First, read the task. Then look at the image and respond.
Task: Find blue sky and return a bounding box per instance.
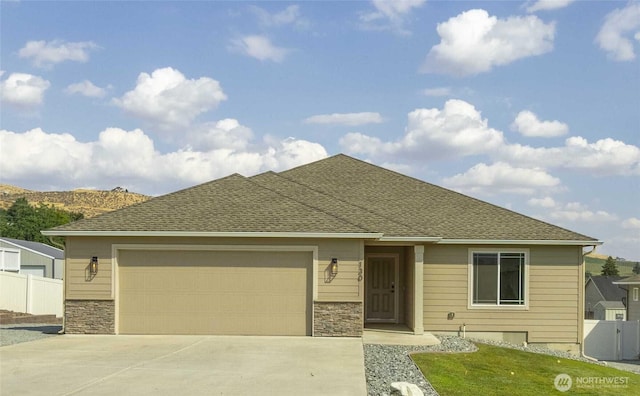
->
[1,1,639,260]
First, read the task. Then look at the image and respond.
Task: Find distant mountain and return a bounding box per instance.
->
[0,184,150,218]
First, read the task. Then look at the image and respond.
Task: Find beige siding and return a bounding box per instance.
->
[316,239,363,302]
[423,245,582,343]
[65,236,363,303]
[65,237,114,299]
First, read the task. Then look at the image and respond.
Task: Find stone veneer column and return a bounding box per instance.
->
[65,300,115,334]
[414,245,424,335]
[313,301,363,336]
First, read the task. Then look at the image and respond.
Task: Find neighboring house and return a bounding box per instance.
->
[593,301,626,320]
[0,237,64,279]
[43,154,600,351]
[613,275,640,321]
[584,275,626,319]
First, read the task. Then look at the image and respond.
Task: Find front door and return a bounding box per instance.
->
[365,254,398,322]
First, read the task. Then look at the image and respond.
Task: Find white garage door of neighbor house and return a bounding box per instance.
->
[20,266,46,277]
[118,249,312,336]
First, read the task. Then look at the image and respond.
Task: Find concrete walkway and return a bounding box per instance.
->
[363,329,441,346]
[0,335,367,396]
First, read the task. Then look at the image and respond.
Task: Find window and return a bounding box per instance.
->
[0,248,21,272]
[470,251,527,306]
[634,287,639,302]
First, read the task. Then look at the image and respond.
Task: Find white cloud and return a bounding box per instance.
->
[550,207,618,222]
[501,137,640,176]
[442,162,561,195]
[340,99,504,160]
[595,2,640,61]
[229,35,289,62]
[622,217,640,229]
[421,87,452,97]
[113,67,227,129]
[18,40,98,68]
[249,5,308,28]
[528,196,556,208]
[304,112,383,126]
[337,98,639,178]
[526,0,575,13]
[65,80,108,98]
[511,110,568,137]
[0,72,50,108]
[360,0,425,35]
[188,119,254,151]
[421,9,555,76]
[0,127,327,195]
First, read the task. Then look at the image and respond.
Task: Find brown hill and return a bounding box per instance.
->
[0,184,150,218]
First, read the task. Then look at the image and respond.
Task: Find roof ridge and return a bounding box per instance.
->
[270,170,427,236]
[245,174,374,233]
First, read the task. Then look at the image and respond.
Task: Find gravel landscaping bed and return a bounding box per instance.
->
[364,336,477,395]
[0,324,62,347]
[363,335,634,396]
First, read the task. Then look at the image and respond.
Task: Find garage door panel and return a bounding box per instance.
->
[118,250,311,335]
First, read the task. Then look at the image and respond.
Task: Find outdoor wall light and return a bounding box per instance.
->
[330,258,338,276]
[89,256,98,275]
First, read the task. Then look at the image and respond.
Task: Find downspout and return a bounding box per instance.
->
[581,245,601,363]
[47,237,66,335]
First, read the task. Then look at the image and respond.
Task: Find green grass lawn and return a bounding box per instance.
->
[411,343,640,395]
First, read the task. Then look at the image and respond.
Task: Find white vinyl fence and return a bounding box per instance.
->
[0,271,63,317]
[584,319,640,360]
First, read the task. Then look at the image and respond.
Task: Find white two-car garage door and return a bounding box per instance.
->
[118,249,312,336]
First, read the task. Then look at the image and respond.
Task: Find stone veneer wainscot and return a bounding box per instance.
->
[65,300,115,334]
[313,301,362,337]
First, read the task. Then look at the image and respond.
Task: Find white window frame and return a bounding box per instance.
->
[634,287,639,302]
[0,248,21,272]
[468,248,529,310]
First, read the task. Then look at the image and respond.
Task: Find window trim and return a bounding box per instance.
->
[467,248,529,310]
[634,287,639,302]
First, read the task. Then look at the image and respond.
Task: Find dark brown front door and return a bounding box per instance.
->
[365,254,398,322]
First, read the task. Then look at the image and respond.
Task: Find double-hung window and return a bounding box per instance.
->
[470,250,527,307]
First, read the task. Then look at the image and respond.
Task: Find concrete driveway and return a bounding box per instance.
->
[0,335,366,395]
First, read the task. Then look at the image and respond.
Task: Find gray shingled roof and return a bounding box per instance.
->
[614,274,640,284]
[46,154,597,242]
[594,301,625,310]
[0,237,64,259]
[588,275,626,301]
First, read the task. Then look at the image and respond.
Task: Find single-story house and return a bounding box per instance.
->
[0,237,64,279]
[43,154,601,351]
[613,274,640,321]
[584,275,626,319]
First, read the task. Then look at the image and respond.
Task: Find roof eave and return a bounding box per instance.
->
[437,239,603,246]
[40,230,385,239]
[377,236,442,242]
[0,238,58,259]
[613,281,640,285]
